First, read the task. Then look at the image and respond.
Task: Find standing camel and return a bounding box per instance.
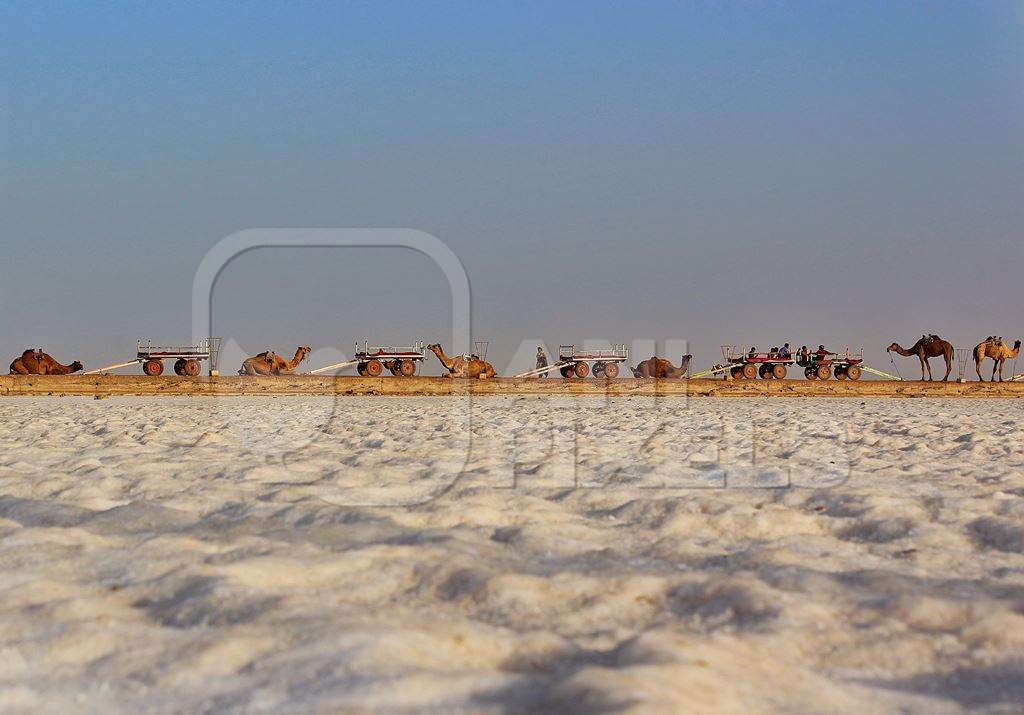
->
[426,343,496,379]
[886,335,954,381]
[973,337,1021,382]
[631,355,692,378]
[238,346,310,376]
[9,349,83,375]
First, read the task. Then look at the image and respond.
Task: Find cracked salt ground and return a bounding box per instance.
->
[0,396,1023,713]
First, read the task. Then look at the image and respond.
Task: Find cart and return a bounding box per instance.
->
[554,344,629,378]
[83,338,222,376]
[307,341,426,377]
[722,345,795,380]
[355,341,426,377]
[801,347,863,381]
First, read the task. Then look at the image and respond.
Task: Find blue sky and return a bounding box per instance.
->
[3,2,1023,374]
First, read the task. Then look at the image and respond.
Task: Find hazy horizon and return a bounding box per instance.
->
[4,3,1024,377]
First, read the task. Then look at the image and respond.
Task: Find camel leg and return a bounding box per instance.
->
[976,357,984,382]
[942,353,951,382]
[920,355,929,381]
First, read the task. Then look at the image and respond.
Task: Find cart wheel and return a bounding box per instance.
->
[592,362,606,378]
[758,365,770,379]
[834,366,847,380]
[772,364,787,379]
[574,362,590,378]
[184,359,200,377]
[816,364,831,380]
[603,362,619,379]
[357,363,368,377]
[560,365,574,378]
[804,366,817,380]
[173,358,186,376]
[846,365,862,381]
[365,359,383,377]
[742,363,758,380]
[143,359,164,376]
[731,366,745,379]
[398,360,416,377]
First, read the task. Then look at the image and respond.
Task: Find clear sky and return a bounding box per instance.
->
[3,2,1023,376]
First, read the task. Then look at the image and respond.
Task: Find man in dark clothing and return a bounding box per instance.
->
[778,343,791,359]
[536,347,549,377]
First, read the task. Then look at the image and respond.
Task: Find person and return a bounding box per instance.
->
[747,346,757,358]
[769,346,779,357]
[778,343,791,359]
[535,347,549,377]
[798,345,809,366]
[815,344,829,361]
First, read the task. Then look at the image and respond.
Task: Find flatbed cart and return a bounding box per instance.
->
[801,347,864,381]
[83,338,222,376]
[721,345,794,380]
[559,344,629,378]
[307,341,426,377]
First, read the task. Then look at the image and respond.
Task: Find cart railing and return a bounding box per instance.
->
[558,344,629,360]
[355,340,426,357]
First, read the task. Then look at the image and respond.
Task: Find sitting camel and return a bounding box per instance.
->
[973,336,1021,382]
[427,343,496,379]
[238,346,311,376]
[886,335,954,381]
[9,349,83,375]
[631,355,692,378]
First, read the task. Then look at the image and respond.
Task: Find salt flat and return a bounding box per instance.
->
[1,397,1023,714]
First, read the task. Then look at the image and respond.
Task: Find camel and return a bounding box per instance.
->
[426,343,496,379]
[973,337,1021,382]
[9,349,83,375]
[238,346,310,376]
[886,335,954,381]
[631,355,692,378]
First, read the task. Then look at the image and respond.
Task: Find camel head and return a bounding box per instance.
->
[426,343,441,353]
[886,342,900,353]
[630,365,642,377]
[299,346,312,358]
[70,361,84,373]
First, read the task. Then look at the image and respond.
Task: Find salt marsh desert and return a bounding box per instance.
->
[1,396,1023,713]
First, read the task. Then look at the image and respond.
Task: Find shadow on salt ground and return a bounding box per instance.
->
[469,646,632,715]
[860,661,1024,708]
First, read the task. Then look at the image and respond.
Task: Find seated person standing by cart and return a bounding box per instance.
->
[778,343,791,359]
[798,345,810,366]
[815,345,829,362]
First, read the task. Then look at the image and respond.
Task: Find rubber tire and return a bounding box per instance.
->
[817,365,831,380]
[357,363,368,377]
[173,358,186,376]
[365,360,383,377]
[846,365,862,381]
[773,364,787,379]
[805,366,816,380]
[560,365,574,378]
[184,360,200,377]
[398,360,416,377]
[592,362,606,378]
[143,359,163,376]
[603,362,619,379]
[574,362,589,378]
[732,366,745,379]
[742,363,758,380]
[759,365,771,379]
[834,366,847,380]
